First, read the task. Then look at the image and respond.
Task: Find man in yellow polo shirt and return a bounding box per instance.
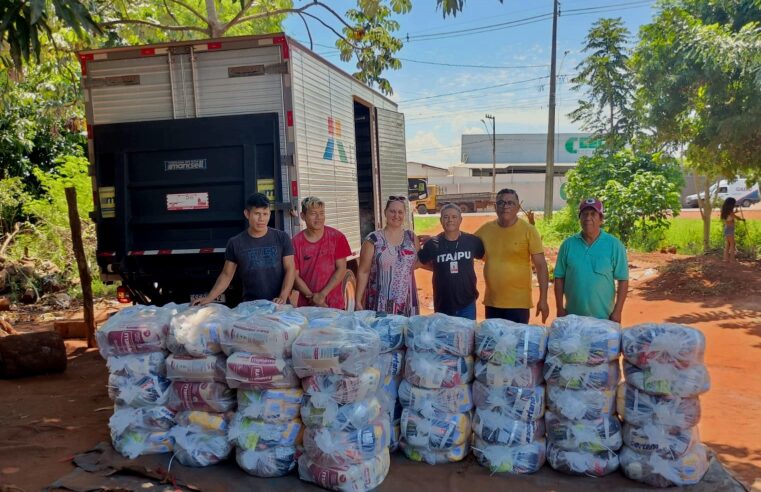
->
[475,188,550,323]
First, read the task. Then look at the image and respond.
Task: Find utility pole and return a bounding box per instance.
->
[543,0,559,219]
[484,114,496,194]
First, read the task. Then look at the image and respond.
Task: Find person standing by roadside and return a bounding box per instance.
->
[475,188,550,323]
[554,198,629,322]
[292,196,353,309]
[418,204,484,320]
[720,197,745,263]
[193,193,295,306]
[356,196,420,316]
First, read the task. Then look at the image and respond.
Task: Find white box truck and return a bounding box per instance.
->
[79,33,408,305]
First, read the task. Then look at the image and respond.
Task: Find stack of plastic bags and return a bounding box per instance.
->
[166,303,236,467]
[544,315,622,477]
[471,319,547,474]
[618,323,710,487]
[293,314,389,491]
[399,313,475,465]
[355,311,407,451]
[224,301,307,477]
[97,305,175,459]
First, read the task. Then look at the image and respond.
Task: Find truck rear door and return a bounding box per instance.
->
[375,108,409,212]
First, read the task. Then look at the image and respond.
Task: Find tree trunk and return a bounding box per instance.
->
[205,0,222,37]
[700,177,712,253]
[65,188,96,348]
[0,331,67,378]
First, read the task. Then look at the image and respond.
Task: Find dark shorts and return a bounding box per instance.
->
[485,306,530,324]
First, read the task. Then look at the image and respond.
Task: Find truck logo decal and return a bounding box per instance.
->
[164,159,207,171]
[323,117,348,163]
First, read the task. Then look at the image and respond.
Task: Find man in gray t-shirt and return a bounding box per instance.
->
[193,193,296,305]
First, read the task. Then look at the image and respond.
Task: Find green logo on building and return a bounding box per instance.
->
[565,137,602,154]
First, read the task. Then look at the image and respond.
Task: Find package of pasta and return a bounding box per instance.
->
[302,420,391,467]
[544,410,623,453]
[225,353,299,390]
[622,422,700,459]
[97,305,172,357]
[546,442,620,477]
[472,408,545,446]
[167,303,231,356]
[367,314,407,352]
[301,393,384,431]
[174,410,232,433]
[232,299,287,317]
[298,449,390,492]
[471,380,545,422]
[378,350,405,378]
[474,359,543,388]
[619,443,709,487]
[547,385,617,421]
[237,388,303,423]
[475,319,547,365]
[623,361,710,397]
[168,424,232,467]
[108,374,171,407]
[167,381,236,412]
[107,352,166,379]
[292,316,381,377]
[399,408,471,450]
[622,323,706,368]
[472,437,546,474]
[236,445,298,477]
[400,440,469,465]
[616,383,701,429]
[109,405,175,437]
[397,380,473,415]
[228,414,303,449]
[221,310,307,358]
[547,315,621,364]
[301,368,381,405]
[543,357,620,390]
[166,354,226,382]
[111,428,172,459]
[404,352,474,389]
[406,314,475,356]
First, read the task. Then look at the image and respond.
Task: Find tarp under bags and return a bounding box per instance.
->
[472,408,545,446]
[301,368,382,406]
[474,359,543,388]
[236,388,303,423]
[404,352,474,389]
[166,354,226,383]
[620,443,710,487]
[471,380,545,422]
[546,441,620,477]
[167,304,232,356]
[472,437,546,474]
[108,374,171,407]
[97,305,172,357]
[406,314,475,357]
[221,310,307,358]
[397,380,473,415]
[302,420,391,467]
[225,353,300,390]
[544,410,623,454]
[400,440,470,465]
[292,316,381,378]
[298,448,390,492]
[547,385,617,421]
[622,323,706,368]
[107,352,166,379]
[547,315,621,365]
[543,357,620,391]
[616,383,701,429]
[623,361,710,398]
[167,381,236,413]
[475,319,548,366]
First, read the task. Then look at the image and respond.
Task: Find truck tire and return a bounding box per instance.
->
[342,270,357,312]
[742,199,752,208]
[417,204,428,215]
[458,203,470,213]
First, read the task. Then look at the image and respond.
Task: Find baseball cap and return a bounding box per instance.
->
[579,198,604,216]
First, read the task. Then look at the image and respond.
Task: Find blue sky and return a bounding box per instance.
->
[284,0,658,167]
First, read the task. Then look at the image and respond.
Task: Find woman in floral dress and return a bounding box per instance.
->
[355,196,420,316]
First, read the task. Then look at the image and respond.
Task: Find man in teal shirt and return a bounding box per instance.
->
[554,198,629,322]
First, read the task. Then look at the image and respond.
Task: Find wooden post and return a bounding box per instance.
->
[65,187,96,348]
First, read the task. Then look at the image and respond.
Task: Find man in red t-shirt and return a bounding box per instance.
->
[292,196,353,309]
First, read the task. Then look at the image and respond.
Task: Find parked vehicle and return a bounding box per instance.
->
[80,33,408,305]
[685,179,760,208]
[411,184,494,214]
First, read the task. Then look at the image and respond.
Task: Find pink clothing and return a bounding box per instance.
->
[293,226,352,309]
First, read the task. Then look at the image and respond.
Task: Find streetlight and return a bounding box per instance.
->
[482,114,496,194]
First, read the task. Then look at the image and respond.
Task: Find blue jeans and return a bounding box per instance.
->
[451,302,477,320]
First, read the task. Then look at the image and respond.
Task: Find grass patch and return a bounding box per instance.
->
[413,216,441,235]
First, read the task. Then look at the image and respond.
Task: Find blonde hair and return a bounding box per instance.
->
[301,196,325,214]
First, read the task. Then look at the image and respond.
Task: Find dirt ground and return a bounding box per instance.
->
[1,216,760,490]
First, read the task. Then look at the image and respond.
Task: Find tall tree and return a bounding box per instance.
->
[634,0,761,252]
[568,17,635,146]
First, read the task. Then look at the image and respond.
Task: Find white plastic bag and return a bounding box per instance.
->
[545,410,622,454]
[237,388,303,423]
[302,420,391,467]
[397,380,473,415]
[167,381,236,412]
[406,314,475,356]
[366,314,407,352]
[97,305,171,357]
[616,383,701,429]
[546,441,619,476]
[622,323,705,368]
[107,352,166,379]
[475,319,547,365]
[547,385,616,421]
[221,310,306,358]
[236,445,297,477]
[474,360,543,388]
[472,408,544,446]
[111,428,172,459]
[404,352,474,389]
[167,303,231,356]
[622,422,700,459]
[400,440,469,464]
[547,315,621,364]
[472,437,545,474]
[228,414,303,449]
[298,449,390,492]
[300,394,384,431]
[378,350,405,378]
[619,443,709,487]
[169,424,231,467]
[109,405,175,435]
[399,408,470,450]
[623,361,710,397]
[471,380,545,422]
[543,357,620,390]
[301,368,381,405]
[225,353,299,390]
[166,354,226,382]
[108,374,170,407]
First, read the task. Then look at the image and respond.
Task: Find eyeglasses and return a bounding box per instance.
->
[496,200,518,208]
[388,195,407,201]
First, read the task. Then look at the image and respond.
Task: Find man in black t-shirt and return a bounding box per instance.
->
[418,203,485,319]
[192,193,296,305]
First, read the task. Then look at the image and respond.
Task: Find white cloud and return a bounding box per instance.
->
[406,131,461,167]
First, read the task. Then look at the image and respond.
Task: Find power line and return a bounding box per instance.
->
[398,58,549,69]
[399,75,550,103]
